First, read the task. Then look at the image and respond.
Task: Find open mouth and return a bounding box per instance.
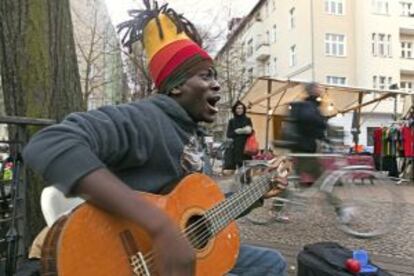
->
[206,95,221,113]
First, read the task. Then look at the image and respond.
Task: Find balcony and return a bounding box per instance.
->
[399,20,414,35]
[400,58,414,74]
[255,42,270,61]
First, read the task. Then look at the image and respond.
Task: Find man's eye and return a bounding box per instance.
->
[200,73,211,80]
[199,68,217,80]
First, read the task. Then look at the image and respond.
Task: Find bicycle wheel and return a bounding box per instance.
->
[328,169,401,238]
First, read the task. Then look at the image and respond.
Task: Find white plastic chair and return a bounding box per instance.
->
[40,186,84,227]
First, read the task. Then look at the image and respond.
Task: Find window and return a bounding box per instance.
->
[372,0,389,14]
[400,1,413,16]
[372,33,392,57]
[247,39,253,57]
[400,81,414,92]
[266,30,270,44]
[289,8,295,29]
[378,34,386,56]
[401,41,413,58]
[387,35,392,57]
[373,75,392,90]
[325,0,345,15]
[289,45,296,67]
[371,33,376,55]
[273,57,278,75]
[326,76,347,85]
[373,75,393,91]
[325,33,346,56]
[248,68,254,84]
[272,0,276,10]
[379,76,387,90]
[273,25,277,42]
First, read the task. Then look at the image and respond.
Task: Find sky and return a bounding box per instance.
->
[104,0,259,52]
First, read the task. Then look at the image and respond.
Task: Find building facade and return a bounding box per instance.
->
[216,0,414,147]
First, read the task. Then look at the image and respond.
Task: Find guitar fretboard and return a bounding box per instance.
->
[205,174,273,235]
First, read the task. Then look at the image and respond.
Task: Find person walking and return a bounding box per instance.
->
[289,83,327,182]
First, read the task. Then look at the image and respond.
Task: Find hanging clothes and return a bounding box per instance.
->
[373,123,413,158]
[373,128,382,157]
[402,127,414,157]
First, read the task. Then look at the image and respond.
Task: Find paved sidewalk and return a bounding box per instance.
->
[215,175,414,276]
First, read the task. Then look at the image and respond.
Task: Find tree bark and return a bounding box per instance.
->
[0,0,83,250]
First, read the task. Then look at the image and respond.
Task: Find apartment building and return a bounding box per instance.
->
[216,0,414,146]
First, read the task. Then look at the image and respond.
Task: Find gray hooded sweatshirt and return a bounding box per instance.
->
[23,94,207,195]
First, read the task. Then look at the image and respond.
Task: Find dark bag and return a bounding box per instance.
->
[14,259,41,276]
[297,242,392,276]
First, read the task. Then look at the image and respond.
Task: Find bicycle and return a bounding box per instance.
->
[236,154,403,239]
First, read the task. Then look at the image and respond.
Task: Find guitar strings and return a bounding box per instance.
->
[134,174,273,274]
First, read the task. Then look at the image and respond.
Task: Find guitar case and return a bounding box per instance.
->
[297,242,392,276]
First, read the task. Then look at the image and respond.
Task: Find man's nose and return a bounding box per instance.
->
[211,79,221,92]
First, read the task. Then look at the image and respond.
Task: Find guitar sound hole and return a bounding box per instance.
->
[185,215,212,250]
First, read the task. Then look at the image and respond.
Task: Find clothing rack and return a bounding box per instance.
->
[373,121,413,180]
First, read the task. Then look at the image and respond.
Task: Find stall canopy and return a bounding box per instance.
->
[241,77,412,149]
[242,77,412,117]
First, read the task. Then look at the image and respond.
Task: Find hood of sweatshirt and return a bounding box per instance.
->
[148,94,199,133]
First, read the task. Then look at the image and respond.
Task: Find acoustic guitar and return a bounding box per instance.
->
[41,162,288,276]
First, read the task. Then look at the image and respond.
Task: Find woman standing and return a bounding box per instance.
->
[224,101,253,171]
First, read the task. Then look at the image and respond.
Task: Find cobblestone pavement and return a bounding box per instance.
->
[215,175,414,275]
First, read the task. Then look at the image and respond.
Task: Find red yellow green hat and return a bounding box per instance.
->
[118,1,213,93]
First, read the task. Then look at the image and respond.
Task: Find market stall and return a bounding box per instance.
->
[241,77,412,151]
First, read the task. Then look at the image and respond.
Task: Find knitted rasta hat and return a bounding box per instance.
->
[118,0,213,93]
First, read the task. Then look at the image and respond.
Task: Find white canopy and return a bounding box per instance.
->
[240,77,412,149]
[241,77,411,117]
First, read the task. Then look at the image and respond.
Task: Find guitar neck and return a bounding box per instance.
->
[205,174,272,235]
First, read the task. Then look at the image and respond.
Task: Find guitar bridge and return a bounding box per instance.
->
[130,252,150,276]
[119,230,151,275]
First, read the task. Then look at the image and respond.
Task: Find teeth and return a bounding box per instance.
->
[207,103,218,112]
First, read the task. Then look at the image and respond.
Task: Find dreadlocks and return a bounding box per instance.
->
[117,0,202,52]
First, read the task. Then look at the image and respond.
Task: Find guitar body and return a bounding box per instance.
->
[41,173,240,276]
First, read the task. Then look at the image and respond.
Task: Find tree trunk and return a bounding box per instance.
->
[0,0,83,250]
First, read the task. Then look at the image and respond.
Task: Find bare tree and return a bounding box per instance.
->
[71,0,128,109]
[124,43,154,100]
[197,22,224,53]
[216,42,249,109]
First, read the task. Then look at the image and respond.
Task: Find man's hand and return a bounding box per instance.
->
[153,222,196,276]
[263,156,292,198]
